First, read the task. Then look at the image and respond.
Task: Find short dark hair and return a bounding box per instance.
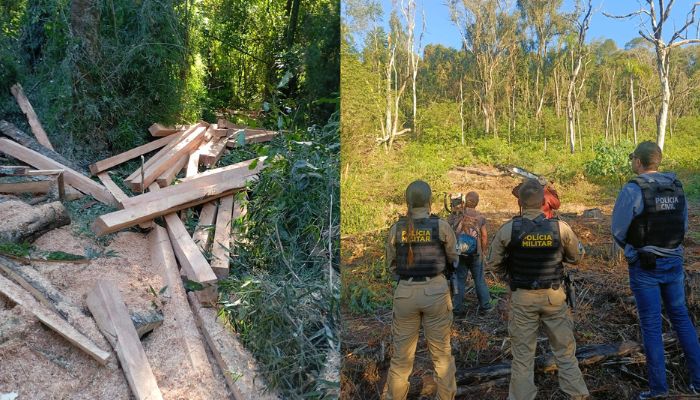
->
[632,141,662,170]
[518,179,544,209]
[465,191,479,208]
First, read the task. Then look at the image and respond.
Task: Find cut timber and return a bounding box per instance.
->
[0,254,111,348]
[164,213,217,284]
[199,137,228,168]
[0,138,117,206]
[130,310,164,338]
[0,273,111,365]
[179,157,266,183]
[124,128,192,184]
[211,195,233,279]
[0,179,52,194]
[0,200,70,243]
[148,123,180,137]
[226,129,278,148]
[186,150,200,177]
[95,157,265,235]
[0,120,85,174]
[188,292,277,400]
[148,226,217,385]
[155,153,188,187]
[97,172,129,207]
[192,202,218,252]
[89,134,175,175]
[129,123,207,191]
[10,84,54,150]
[86,280,164,400]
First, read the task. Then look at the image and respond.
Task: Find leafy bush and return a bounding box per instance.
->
[584,141,635,185]
[219,113,339,399]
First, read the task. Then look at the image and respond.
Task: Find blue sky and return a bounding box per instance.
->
[374,0,700,51]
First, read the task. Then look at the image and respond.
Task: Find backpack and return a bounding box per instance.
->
[454,212,480,257]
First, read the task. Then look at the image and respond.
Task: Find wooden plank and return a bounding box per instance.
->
[192,202,218,252]
[0,138,118,206]
[188,293,275,400]
[10,83,54,150]
[148,226,218,393]
[97,172,129,207]
[186,150,200,177]
[210,195,233,279]
[0,273,111,365]
[129,124,207,191]
[0,180,52,193]
[107,156,263,214]
[0,120,86,174]
[155,154,188,187]
[199,137,228,168]
[124,127,194,183]
[89,134,175,175]
[148,123,180,137]
[86,280,163,400]
[226,130,278,148]
[178,157,266,184]
[164,213,217,284]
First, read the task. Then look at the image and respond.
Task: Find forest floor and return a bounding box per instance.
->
[0,205,237,399]
[341,165,700,400]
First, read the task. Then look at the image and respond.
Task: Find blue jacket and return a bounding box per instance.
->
[611,172,687,263]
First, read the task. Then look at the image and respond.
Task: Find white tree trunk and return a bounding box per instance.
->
[630,76,638,144]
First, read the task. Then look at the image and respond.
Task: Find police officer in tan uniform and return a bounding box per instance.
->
[487,178,588,400]
[384,180,458,400]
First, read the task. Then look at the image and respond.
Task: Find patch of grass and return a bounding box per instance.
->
[43,251,86,261]
[0,242,31,258]
[63,196,119,245]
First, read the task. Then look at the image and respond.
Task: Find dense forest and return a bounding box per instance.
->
[341,0,700,234]
[1,1,339,398]
[1,0,339,155]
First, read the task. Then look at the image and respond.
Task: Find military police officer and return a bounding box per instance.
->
[487,178,589,400]
[612,141,700,399]
[384,180,457,400]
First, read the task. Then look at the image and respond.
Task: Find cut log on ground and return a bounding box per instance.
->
[192,202,218,252]
[188,292,277,400]
[94,157,265,235]
[0,177,53,194]
[199,137,228,168]
[148,225,219,394]
[0,121,85,174]
[211,194,233,279]
[124,128,191,185]
[0,138,117,206]
[148,123,180,137]
[10,84,54,150]
[89,134,175,175]
[456,340,642,385]
[0,273,112,365]
[454,166,508,177]
[155,154,188,187]
[0,199,70,243]
[86,280,164,400]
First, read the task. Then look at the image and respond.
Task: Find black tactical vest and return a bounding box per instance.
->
[627,176,686,249]
[507,215,564,286]
[394,215,447,277]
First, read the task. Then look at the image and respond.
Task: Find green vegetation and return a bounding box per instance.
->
[0,241,31,258]
[218,114,339,399]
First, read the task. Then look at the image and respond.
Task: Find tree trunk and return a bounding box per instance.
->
[460,79,465,145]
[0,199,70,244]
[657,65,671,149]
[631,76,638,144]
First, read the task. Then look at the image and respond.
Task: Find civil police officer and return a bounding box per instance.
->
[384,180,457,400]
[487,178,588,400]
[612,141,700,399]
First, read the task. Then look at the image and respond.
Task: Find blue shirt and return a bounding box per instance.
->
[611,172,687,263]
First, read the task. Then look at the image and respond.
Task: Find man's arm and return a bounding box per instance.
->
[611,183,644,248]
[386,224,397,275]
[559,221,584,264]
[486,223,510,275]
[480,224,488,255]
[439,219,458,265]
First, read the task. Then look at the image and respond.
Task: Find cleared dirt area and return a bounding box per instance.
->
[341,167,700,400]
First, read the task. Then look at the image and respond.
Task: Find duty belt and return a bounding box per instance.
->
[399,275,438,282]
[510,280,562,291]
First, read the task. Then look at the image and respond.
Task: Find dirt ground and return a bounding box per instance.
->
[341,167,700,399]
[0,222,232,399]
